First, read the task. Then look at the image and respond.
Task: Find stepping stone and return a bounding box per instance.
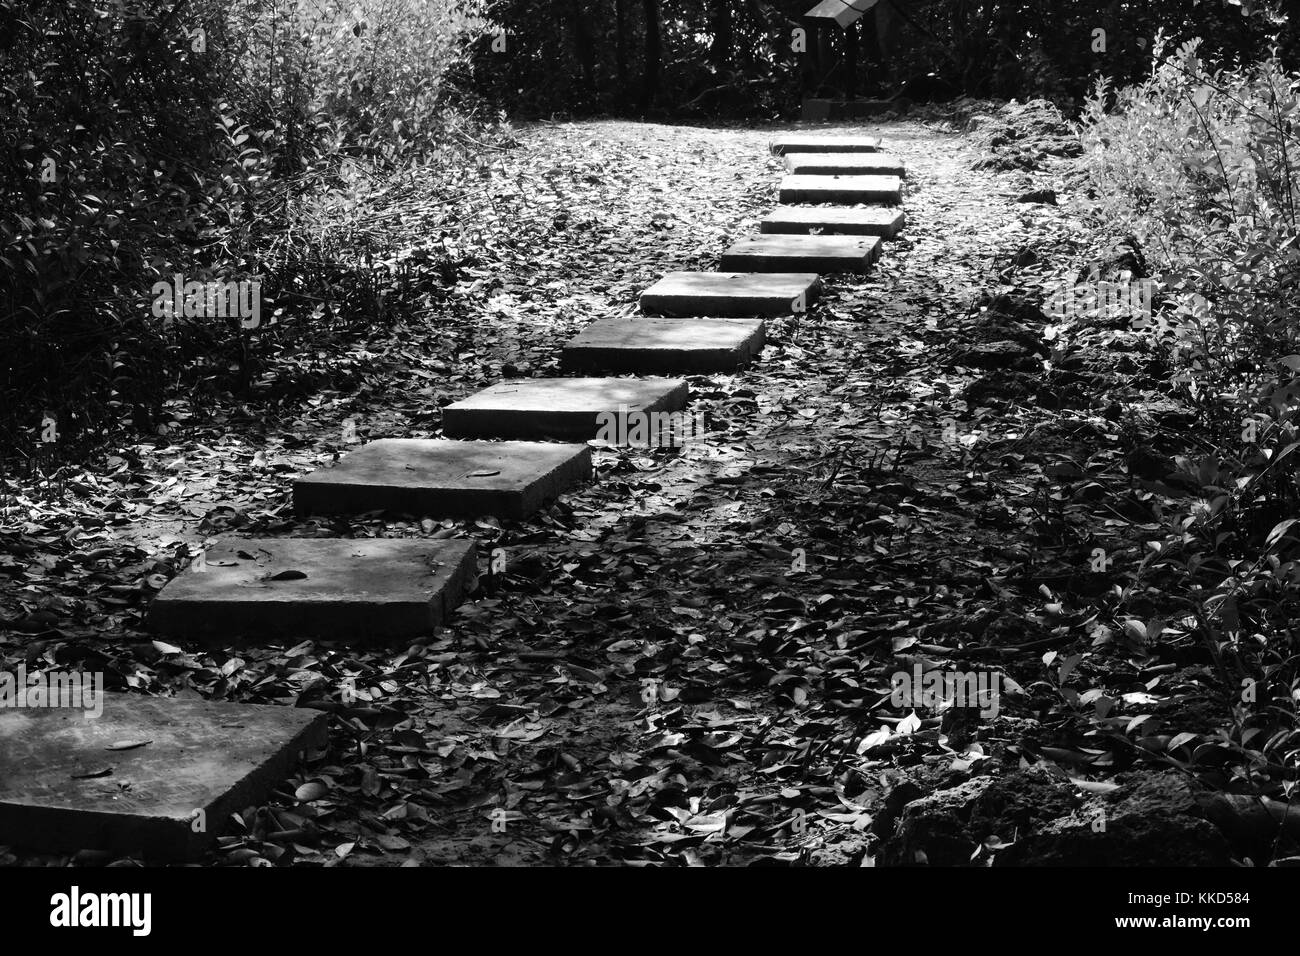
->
[761,205,906,238]
[149,537,477,641]
[0,693,326,858]
[562,318,765,374]
[780,174,902,205]
[720,235,880,274]
[783,152,906,177]
[770,134,880,155]
[442,377,689,441]
[641,271,821,317]
[294,439,590,520]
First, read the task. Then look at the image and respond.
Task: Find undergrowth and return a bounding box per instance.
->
[1079,36,1300,806]
[0,0,500,474]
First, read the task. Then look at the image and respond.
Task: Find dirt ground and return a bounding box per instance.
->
[1,110,1256,866]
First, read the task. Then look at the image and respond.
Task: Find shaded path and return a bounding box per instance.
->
[6,113,1173,866]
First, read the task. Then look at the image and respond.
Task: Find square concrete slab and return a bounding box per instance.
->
[442,377,689,441]
[0,694,326,858]
[294,439,590,520]
[720,235,881,274]
[770,134,880,155]
[562,318,766,374]
[783,152,906,177]
[148,537,477,641]
[780,174,902,204]
[760,205,906,238]
[641,271,821,317]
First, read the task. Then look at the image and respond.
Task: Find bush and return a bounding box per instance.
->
[459,0,1297,118]
[1081,37,1300,441]
[0,0,487,472]
[1079,37,1300,799]
[460,0,800,117]
[892,0,1288,110]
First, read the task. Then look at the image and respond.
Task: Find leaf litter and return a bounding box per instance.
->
[0,112,1253,867]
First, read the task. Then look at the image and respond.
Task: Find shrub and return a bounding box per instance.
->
[0,0,487,472]
[1081,37,1300,442]
[0,0,259,465]
[1079,37,1300,800]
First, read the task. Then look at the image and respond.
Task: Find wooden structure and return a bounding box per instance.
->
[800,0,887,106]
[805,0,879,30]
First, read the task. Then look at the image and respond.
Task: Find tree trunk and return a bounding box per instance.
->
[615,0,628,96]
[876,0,895,78]
[815,25,831,97]
[642,0,661,109]
[862,3,884,86]
[800,19,816,99]
[710,0,733,68]
[569,2,596,93]
[845,19,858,99]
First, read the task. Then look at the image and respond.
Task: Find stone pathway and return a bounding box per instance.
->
[769,133,882,154]
[148,538,477,641]
[294,439,591,519]
[640,271,822,316]
[0,126,909,857]
[720,234,880,273]
[561,318,765,373]
[441,377,689,441]
[783,152,907,177]
[0,695,326,858]
[779,173,903,204]
[760,204,905,237]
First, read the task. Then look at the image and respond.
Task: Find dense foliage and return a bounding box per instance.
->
[462,0,1300,117]
[1080,36,1300,801]
[4,0,1300,469]
[1,0,488,469]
